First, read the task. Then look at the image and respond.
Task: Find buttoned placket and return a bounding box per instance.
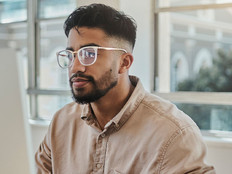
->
[92,133,108,174]
[91,121,121,174]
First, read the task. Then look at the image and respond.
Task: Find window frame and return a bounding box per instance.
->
[153,1,232,136]
[27,0,71,121]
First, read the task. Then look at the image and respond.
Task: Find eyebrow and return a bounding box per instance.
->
[66,47,74,51]
[66,43,101,51]
[80,43,100,48]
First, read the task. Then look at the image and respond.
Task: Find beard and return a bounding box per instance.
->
[69,68,118,104]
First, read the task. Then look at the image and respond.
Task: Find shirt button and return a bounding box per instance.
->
[97,163,102,169]
[101,133,105,137]
[96,151,100,155]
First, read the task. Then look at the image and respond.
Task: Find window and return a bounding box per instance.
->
[0,0,76,121]
[154,0,232,135]
[38,0,76,19]
[0,1,28,90]
[28,0,76,120]
[0,0,27,23]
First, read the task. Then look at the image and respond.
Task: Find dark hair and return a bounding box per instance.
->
[64,3,137,48]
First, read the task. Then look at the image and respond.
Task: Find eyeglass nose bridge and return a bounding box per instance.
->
[70,51,84,67]
[68,52,88,72]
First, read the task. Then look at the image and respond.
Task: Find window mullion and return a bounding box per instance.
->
[155,92,232,105]
[157,12,171,92]
[27,0,38,119]
[155,3,232,13]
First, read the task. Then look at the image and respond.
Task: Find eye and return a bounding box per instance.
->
[86,51,95,58]
[67,51,73,60]
[84,48,96,58]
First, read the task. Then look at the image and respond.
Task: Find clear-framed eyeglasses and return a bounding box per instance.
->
[56,46,127,68]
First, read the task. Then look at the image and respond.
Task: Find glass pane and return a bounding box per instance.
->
[0,0,27,23]
[38,0,76,19]
[176,103,232,132]
[157,0,232,8]
[38,95,72,120]
[39,19,70,90]
[163,8,232,92]
[0,23,28,88]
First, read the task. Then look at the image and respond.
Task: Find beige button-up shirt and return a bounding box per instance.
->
[35,76,215,174]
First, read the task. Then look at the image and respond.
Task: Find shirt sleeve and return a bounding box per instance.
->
[159,125,216,174]
[35,128,52,174]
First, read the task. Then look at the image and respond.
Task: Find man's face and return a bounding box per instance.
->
[67,27,121,104]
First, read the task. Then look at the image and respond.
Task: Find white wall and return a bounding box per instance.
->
[29,1,232,173]
[120,0,154,91]
[205,138,232,174]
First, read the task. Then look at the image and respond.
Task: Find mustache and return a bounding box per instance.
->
[69,72,94,82]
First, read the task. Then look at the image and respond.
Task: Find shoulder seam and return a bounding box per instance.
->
[140,98,182,129]
[157,125,197,172]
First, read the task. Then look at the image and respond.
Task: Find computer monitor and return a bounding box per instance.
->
[0,48,35,174]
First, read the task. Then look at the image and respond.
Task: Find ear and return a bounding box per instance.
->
[119,53,134,74]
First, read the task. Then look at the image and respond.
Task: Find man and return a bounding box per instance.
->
[35,3,215,174]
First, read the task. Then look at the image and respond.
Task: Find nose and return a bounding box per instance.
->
[69,56,86,73]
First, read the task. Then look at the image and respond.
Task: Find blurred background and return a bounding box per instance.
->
[1,0,232,173]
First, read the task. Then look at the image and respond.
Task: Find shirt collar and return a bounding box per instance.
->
[80,75,146,131]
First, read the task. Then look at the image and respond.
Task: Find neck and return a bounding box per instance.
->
[90,76,134,130]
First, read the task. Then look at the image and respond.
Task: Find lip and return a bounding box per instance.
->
[71,77,90,88]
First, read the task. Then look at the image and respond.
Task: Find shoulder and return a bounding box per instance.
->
[138,92,197,131]
[135,93,212,172]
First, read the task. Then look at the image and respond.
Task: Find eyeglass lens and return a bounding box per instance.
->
[58,48,97,68]
[79,48,96,65]
[58,51,72,68]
